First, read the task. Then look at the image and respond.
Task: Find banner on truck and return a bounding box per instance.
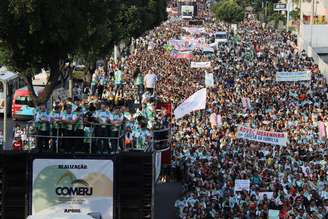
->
[236,126,288,146]
[32,159,114,219]
[276,71,311,81]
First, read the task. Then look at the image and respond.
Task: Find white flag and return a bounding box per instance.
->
[174,88,207,119]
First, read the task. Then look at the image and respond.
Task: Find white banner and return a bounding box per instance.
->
[182,27,206,34]
[174,88,207,119]
[32,159,114,219]
[236,126,288,146]
[205,72,214,87]
[191,61,211,68]
[241,97,251,109]
[234,179,250,192]
[259,192,274,200]
[268,210,280,219]
[276,71,311,81]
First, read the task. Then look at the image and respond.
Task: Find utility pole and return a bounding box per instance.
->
[264,0,268,23]
[286,0,291,32]
[310,0,315,47]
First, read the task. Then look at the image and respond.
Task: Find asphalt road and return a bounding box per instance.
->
[0,116,27,150]
[155,182,182,219]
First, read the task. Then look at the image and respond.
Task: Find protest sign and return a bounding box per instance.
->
[182,27,206,34]
[259,192,274,200]
[169,39,193,51]
[202,47,215,53]
[318,121,327,139]
[234,179,250,192]
[171,50,193,59]
[268,210,280,219]
[217,114,222,127]
[191,62,211,68]
[205,72,214,87]
[236,126,288,146]
[241,97,251,109]
[276,71,311,81]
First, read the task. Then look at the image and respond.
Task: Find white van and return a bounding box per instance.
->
[214,31,228,43]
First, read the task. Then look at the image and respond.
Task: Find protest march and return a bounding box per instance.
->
[160,12,326,219]
[20,2,328,219]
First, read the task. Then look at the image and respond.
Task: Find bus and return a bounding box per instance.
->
[214,31,228,43]
[12,86,45,120]
[0,67,24,115]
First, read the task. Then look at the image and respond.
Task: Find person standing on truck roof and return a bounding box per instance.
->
[34,103,50,152]
[50,105,63,152]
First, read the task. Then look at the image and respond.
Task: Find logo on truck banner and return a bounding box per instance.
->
[55,178,93,196]
[32,159,114,219]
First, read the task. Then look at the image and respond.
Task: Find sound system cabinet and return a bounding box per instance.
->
[0,153,28,219]
[0,151,154,219]
[116,152,153,219]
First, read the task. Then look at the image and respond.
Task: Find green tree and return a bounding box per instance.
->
[290,8,300,21]
[0,0,167,105]
[0,0,114,105]
[114,0,167,41]
[213,0,245,24]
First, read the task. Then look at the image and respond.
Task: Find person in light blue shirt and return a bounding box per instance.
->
[34,104,50,152]
[94,102,111,154]
[114,66,124,99]
[61,104,75,153]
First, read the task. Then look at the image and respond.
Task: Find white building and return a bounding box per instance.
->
[298,0,328,50]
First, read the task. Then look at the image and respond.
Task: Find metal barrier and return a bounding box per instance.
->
[21,121,172,154]
[24,121,139,154]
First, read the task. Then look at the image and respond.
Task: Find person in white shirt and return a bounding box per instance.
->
[144,70,158,95]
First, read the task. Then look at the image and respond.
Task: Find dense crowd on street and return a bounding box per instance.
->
[119,14,327,219]
[20,7,328,218]
[169,18,328,218]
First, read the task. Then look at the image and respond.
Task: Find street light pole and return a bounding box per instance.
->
[3,82,7,149]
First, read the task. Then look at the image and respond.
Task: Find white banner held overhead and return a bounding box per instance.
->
[191,61,211,68]
[174,88,207,119]
[276,71,311,81]
[234,179,250,192]
[236,126,288,146]
[259,192,274,200]
[182,27,206,34]
[205,72,214,87]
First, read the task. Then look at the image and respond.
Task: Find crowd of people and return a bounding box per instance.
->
[29,84,169,153]
[169,18,328,219]
[114,11,328,219]
[16,5,328,218]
